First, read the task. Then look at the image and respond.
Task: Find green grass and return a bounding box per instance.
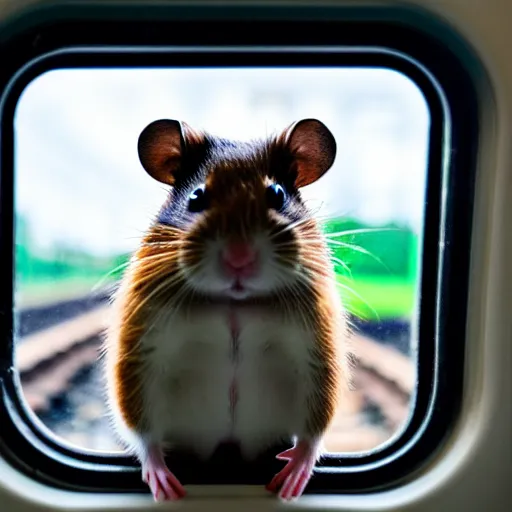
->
[17,272,416,320]
[336,275,416,320]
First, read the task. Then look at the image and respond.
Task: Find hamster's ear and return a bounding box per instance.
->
[137,119,203,185]
[283,119,336,188]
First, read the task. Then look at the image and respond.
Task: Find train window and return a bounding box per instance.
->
[0,4,478,498]
[14,66,427,455]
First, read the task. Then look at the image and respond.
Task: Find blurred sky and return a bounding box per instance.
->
[14,67,430,257]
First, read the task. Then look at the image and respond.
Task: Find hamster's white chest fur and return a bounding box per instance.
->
[139,303,315,459]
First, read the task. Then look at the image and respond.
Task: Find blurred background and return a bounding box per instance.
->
[13,67,429,454]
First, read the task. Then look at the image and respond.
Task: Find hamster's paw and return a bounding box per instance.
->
[142,445,186,501]
[266,439,318,500]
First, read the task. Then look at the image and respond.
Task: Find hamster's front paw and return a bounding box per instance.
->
[266,439,318,500]
[142,444,186,501]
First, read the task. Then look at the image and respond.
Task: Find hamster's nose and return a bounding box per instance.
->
[222,242,258,278]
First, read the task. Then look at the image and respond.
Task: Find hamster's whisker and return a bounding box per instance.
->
[135,256,180,271]
[269,262,318,325]
[334,281,379,321]
[300,253,333,271]
[124,279,186,328]
[140,241,184,251]
[300,198,325,214]
[272,269,297,319]
[129,262,178,286]
[272,240,312,248]
[293,231,326,240]
[153,224,186,234]
[135,251,180,264]
[329,256,353,278]
[325,239,390,271]
[268,267,298,321]
[145,282,194,338]
[281,264,322,295]
[278,250,330,276]
[275,288,293,322]
[92,260,133,292]
[324,227,401,238]
[141,232,187,246]
[179,250,207,269]
[140,241,183,248]
[286,287,316,328]
[125,269,189,320]
[175,281,201,319]
[268,217,315,240]
[133,262,176,278]
[279,235,325,246]
[131,271,179,292]
[296,249,329,262]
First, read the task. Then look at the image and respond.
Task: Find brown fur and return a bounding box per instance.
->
[109,118,348,443]
[110,226,184,430]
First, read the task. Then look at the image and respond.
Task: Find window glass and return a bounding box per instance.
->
[14,67,428,453]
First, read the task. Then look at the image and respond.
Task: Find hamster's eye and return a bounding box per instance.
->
[188,184,209,213]
[266,183,287,211]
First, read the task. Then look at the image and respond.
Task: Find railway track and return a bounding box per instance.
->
[15,293,416,453]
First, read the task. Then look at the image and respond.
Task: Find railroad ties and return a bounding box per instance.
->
[15,296,416,453]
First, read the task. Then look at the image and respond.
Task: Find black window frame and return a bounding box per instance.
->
[0,2,482,496]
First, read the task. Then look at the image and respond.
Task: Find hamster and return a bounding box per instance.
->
[104,118,349,501]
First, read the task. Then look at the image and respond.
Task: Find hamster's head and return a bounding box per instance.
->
[137,118,336,300]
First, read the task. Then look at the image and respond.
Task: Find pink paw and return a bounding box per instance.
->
[266,440,318,500]
[142,446,186,501]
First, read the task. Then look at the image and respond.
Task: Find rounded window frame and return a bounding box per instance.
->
[0,3,481,495]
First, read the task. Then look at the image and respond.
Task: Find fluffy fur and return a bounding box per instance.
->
[103,118,349,500]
